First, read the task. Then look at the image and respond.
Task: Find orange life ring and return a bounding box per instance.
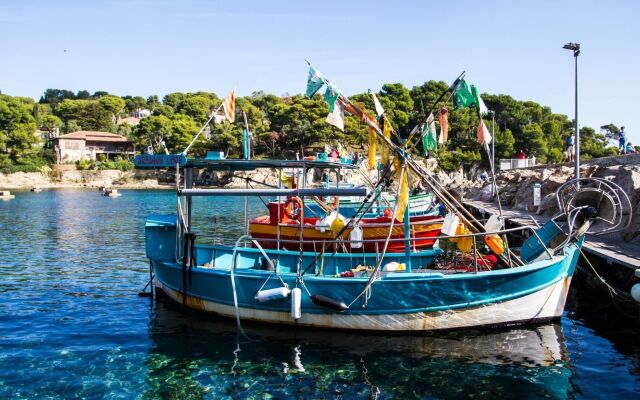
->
[284,196,303,220]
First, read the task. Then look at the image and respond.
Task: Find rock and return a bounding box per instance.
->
[476,185,494,201]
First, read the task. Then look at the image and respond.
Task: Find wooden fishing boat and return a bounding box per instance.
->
[138,155,631,332]
[249,201,442,252]
[147,211,580,331]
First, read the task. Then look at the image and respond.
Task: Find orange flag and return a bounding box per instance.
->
[439,106,449,142]
[222,89,236,122]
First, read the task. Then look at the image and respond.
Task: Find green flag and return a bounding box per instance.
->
[323,85,340,112]
[421,113,437,154]
[470,84,488,116]
[305,67,324,98]
[453,79,474,109]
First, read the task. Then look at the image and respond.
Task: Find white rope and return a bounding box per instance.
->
[182,102,224,155]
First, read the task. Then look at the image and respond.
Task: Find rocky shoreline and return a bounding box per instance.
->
[465,154,640,245]
[0,170,174,190]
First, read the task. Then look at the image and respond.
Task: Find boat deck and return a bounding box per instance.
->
[467,200,640,270]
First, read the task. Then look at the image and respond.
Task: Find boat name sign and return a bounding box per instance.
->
[134,154,187,168]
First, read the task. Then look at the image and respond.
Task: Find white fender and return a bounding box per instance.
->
[291,287,302,320]
[255,286,290,303]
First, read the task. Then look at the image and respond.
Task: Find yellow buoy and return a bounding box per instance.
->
[485,235,506,255]
[330,215,346,234]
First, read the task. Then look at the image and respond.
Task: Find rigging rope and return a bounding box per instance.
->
[347,164,405,308]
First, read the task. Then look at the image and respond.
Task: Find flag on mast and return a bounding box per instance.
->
[421,113,437,154]
[323,85,340,112]
[470,85,488,116]
[439,106,449,142]
[370,90,385,117]
[367,127,377,170]
[222,89,236,122]
[476,119,492,144]
[453,79,475,109]
[326,101,345,131]
[393,159,409,222]
[305,67,324,97]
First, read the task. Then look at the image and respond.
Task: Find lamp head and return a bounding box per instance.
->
[563,42,580,56]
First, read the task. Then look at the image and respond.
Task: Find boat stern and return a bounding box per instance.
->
[145,215,177,261]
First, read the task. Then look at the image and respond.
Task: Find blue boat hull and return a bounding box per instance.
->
[145,214,580,331]
[150,244,580,331]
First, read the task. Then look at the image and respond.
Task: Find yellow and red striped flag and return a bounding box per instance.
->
[222,89,236,122]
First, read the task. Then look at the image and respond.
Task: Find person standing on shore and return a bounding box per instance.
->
[566,133,575,161]
[619,126,627,154]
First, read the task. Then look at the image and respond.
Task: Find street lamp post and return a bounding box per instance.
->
[563,42,580,185]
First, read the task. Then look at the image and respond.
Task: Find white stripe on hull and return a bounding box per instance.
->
[155,277,571,331]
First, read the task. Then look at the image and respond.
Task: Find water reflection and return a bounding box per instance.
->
[146,296,575,399]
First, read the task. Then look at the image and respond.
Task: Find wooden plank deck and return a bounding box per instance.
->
[467,200,640,270]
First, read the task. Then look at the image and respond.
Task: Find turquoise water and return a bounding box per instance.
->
[0,189,638,399]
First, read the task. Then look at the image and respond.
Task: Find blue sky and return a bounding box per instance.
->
[1,0,639,143]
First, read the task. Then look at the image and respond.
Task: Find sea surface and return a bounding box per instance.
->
[0,189,638,399]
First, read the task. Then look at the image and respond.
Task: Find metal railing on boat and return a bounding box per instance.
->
[202,223,555,262]
[178,188,367,197]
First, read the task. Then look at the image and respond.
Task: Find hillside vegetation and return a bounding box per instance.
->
[0,82,619,173]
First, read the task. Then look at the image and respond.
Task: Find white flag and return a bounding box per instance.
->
[477,96,488,116]
[326,102,344,131]
[370,91,385,117]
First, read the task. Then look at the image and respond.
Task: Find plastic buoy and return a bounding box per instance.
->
[315,211,337,233]
[349,225,363,249]
[484,214,503,233]
[311,294,349,311]
[631,283,640,303]
[330,214,347,234]
[383,262,406,272]
[291,287,302,319]
[485,235,506,255]
[255,286,291,302]
[441,212,460,236]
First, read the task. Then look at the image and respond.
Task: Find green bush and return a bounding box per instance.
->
[95,159,134,171]
[76,158,94,170]
[0,152,54,174]
[547,148,564,164]
[0,164,43,174]
[437,147,481,172]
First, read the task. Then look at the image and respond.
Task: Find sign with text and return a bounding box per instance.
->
[134,154,187,168]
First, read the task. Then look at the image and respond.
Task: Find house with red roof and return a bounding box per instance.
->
[52,131,135,164]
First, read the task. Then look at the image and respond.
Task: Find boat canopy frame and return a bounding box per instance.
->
[185,158,359,171]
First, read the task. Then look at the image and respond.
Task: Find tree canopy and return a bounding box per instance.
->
[0,81,622,173]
